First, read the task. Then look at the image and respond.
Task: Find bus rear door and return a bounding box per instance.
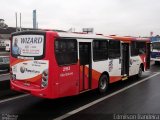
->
[79,42,92,92]
[146,43,151,69]
[121,43,129,79]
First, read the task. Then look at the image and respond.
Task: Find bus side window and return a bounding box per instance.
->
[108,40,120,59]
[55,39,78,66]
[131,41,146,56]
[55,41,59,52]
[137,42,146,54]
[93,39,108,61]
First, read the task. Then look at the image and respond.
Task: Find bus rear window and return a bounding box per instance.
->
[11,34,45,59]
[55,38,77,66]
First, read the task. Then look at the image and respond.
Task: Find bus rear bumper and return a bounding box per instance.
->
[10,81,55,99]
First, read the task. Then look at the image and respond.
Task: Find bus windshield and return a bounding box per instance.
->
[11,34,45,59]
[152,42,160,50]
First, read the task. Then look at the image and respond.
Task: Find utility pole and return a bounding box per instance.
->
[15,12,18,31]
[20,13,22,31]
[33,10,37,29]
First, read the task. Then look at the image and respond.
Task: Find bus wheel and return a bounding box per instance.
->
[155,61,159,65]
[98,74,108,94]
[137,66,143,78]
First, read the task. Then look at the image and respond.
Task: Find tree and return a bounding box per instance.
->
[0,19,8,28]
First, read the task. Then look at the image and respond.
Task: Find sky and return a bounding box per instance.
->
[1,0,160,36]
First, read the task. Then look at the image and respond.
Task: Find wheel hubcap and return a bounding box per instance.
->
[100,78,107,90]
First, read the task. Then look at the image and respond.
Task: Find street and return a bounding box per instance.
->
[0,62,160,120]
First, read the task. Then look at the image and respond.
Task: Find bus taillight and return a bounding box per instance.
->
[41,70,48,88]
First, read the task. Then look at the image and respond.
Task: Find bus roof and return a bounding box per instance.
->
[11,30,150,42]
[57,31,112,40]
[12,30,113,40]
[108,36,150,43]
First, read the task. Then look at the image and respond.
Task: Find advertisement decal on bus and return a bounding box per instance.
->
[11,60,48,81]
[12,35,44,57]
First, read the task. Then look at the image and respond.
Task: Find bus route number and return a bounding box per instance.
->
[63,66,70,72]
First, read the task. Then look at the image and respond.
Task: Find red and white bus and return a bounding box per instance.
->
[10,31,150,99]
[109,36,150,79]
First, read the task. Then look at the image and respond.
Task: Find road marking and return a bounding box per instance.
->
[54,72,160,120]
[0,73,10,77]
[0,94,29,104]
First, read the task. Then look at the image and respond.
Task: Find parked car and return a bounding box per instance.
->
[0,56,10,72]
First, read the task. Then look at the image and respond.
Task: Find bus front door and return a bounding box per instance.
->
[79,42,92,92]
[121,43,129,78]
[146,43,151,69]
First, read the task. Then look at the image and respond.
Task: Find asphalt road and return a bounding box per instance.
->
[66,73,160,120]
[0,62,159,120]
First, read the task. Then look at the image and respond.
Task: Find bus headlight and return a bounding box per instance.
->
[41,70,48,88]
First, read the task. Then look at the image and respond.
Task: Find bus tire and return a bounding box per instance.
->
[137,65,143,78]
[98,74,109,94]
[155,61,159,65]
